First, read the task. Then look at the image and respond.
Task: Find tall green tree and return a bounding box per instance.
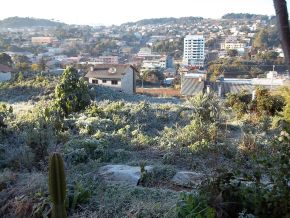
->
[0,53,13,67]
[55,66,91,117]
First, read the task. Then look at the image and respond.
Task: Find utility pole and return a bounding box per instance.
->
[273,0,290,75]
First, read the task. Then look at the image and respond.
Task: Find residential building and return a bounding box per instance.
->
[159,55,173,69]
[220,36,246,50]
[183,35,205,67]
[31,37,58,45]
[84,64,137,94]
[137,47,161,60]
[98,56,119,64]
[220,42,246,50]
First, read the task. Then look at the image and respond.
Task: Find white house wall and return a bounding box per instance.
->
[0,72,11,82]
[89,78,121,87]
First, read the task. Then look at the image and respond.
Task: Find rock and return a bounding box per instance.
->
[98,164,153,186]
[171,171,204,188]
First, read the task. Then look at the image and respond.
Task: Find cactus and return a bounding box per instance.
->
[48,153,67,218]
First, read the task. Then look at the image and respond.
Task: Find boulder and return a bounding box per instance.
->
[98,164,153,186]
[171,171,204,188]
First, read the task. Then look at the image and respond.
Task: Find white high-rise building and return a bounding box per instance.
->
[183,35,205,67]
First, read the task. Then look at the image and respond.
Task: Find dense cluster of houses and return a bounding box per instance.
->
[0,16,288,96]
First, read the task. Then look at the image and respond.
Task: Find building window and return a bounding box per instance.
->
[92,79,98,84]
[111,80,118,85]
[102,80,107,83]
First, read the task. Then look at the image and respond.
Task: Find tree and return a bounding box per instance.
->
[249,67,263,78]
[31,63,40,72]
[175,63,180,75]
[55,66,91,117]
[273,0,290,74]
[227,49,238,57]
[38,57,48,72]
[0,53,13,67]
[14,55,31,72]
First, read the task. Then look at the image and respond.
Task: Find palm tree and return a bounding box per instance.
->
[273,0,290,74]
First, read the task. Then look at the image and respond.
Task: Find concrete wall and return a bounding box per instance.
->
[0,72,11,82]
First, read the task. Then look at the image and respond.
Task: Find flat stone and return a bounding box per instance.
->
[99,164,153,186]
[171,171,204,188]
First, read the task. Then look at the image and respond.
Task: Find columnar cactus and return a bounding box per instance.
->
[48,153,67,218]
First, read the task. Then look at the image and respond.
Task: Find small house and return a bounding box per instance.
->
[84,64,137,94]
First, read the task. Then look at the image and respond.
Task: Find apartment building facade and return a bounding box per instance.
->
[183,35,205,67]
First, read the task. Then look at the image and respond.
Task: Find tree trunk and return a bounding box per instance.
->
[273,0,290,75]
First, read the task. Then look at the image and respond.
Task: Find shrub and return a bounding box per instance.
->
[67,182,91,213]
[139,164,176,187]
[201,129,290,217]
[24,115,56,164]
[226,88,285,119]
[55,67,91,117]
[131,129,154,150]
[64,138,109,165]
[0,103,13,131]
[176,192,215,218]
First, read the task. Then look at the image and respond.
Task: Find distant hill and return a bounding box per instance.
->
[222,13,269,20]
[0,17,66,28]
[122,16,203,26]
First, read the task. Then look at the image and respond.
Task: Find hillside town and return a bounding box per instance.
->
[0,15,288,97]
[1,1,290,216]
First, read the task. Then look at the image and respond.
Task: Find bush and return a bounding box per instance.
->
[226,88,285,119]
[201,129,290,217]
[55,67,91,117]
[67,182,91,213]
[0,103,13,131]
[131,129,154,150]
[64,138,109,165]
[24,114,56,164]
[176,192,215,218]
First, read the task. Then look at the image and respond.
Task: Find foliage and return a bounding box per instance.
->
[67,182,91,212]
[0,16,65,28]
[253,26,279,49]
[64,138,109,165]
[201,128,290,217]
[226,88,284,118]
[277,86,290,123]
[24,111,57,164]
[0,52,13,67]
[159,93,223,154]
[0,103,13,130]
[48,153,67,218]
[227,49,238,57]
[55,66,91,117]
[176,192,215,218]
[222,13,269,20]
[188,92,220,124]
[152,38,183,58]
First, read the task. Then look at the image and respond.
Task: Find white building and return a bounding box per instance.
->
[220,42,246,50]
[183,35,205,67]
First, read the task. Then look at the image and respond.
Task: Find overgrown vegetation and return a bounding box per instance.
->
[1,70,290,217]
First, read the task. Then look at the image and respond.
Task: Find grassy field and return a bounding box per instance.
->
[0,75,289,217]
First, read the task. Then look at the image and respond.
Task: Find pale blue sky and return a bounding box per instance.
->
[1,0,289,25]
